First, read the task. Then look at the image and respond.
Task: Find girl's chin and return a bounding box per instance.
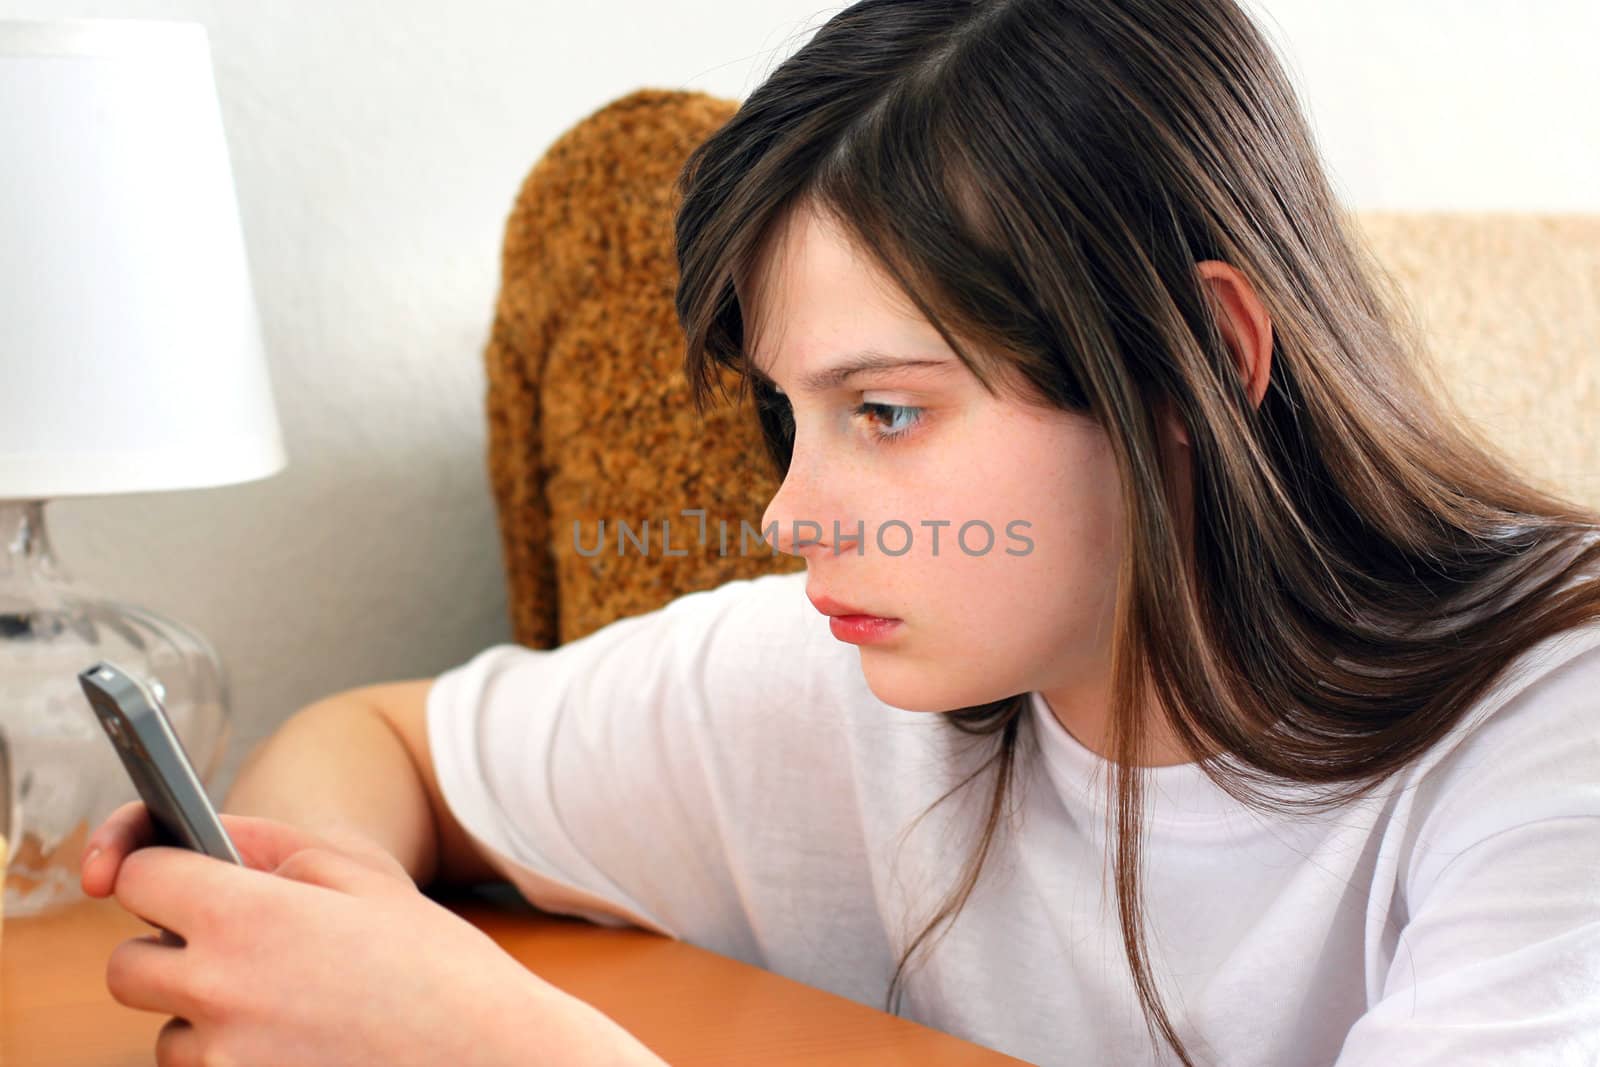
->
[858,661,1011,715]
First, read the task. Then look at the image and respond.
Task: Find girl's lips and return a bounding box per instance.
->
[807,592,890,618]
[807,592,901,644]
[827,614,902,645]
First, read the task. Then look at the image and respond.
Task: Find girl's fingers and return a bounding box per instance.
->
[154,1017,202,1067]
[83,804,410,902]
[212,814,335,873]
[210,815,409,886]
[81,801,156,898]
[113,845,270,945]
[270,844,411,898]
[104,932,199,1018]
[83,804,328,896]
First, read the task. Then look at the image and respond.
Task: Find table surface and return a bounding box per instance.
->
[2,884,1029,1066]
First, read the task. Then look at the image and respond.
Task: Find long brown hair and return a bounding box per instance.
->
[671,1,1600,1061]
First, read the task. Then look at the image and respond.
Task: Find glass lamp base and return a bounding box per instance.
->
[0,500,230,918]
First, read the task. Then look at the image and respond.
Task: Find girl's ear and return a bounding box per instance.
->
[1160,397,1191,449]
[1159,261,1272,453]
[1196,260,1274,411]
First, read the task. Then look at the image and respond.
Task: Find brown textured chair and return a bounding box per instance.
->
[482,88,1600,649]
[483,89,796,649]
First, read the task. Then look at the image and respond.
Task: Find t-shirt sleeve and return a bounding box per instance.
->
[424,569,854,963]
[1333,634,1600,1065]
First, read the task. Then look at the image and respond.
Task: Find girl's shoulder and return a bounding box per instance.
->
[1395,593,1600,900]
[1419,531,1600,765]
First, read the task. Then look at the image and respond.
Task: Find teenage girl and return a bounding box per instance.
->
[80,2,1600,1064]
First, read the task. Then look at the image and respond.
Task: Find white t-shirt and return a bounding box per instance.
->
[427,567,1600,1066]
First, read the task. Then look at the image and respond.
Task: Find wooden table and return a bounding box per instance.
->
[2,884,1028,1065]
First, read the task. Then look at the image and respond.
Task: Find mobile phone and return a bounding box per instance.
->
[77,661,242,866]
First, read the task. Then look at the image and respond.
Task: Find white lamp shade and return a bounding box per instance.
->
[0,18,286,499]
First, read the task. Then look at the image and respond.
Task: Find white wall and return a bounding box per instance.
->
[2,0,1594,794]
[1240,0,1599,211]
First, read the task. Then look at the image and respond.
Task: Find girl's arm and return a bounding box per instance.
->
[1334,640,1600,1063]
[221,682,499,889]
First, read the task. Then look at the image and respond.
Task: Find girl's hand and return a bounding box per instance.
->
[79,803,668,1066]
[81,800,413,897]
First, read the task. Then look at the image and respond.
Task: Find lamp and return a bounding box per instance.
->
[0,18,285,916]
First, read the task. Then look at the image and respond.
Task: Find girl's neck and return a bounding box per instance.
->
[1037,677,1202,769]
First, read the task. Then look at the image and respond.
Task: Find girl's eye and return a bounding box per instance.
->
[754,382,795,435]
[853,401,923,444]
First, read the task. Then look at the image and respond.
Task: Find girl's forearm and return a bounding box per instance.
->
[221,697,440,885]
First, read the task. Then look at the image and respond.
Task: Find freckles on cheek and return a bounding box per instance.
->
[1013,466,1123,570]
[1059,487,1124,569]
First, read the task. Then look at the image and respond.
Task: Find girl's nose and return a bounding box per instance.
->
[762,473,813,558]
[763,499,867,560]
[762,459,845,559]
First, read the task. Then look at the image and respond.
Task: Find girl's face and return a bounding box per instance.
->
[739,203,1137,724]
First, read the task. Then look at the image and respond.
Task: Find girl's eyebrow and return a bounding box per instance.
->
[749,350,957,395]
